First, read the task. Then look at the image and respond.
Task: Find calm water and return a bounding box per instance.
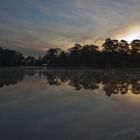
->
[0,68,140,140]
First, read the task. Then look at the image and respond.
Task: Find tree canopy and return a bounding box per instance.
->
[1,38,140,67]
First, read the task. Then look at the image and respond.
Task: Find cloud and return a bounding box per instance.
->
[1,0,140,56]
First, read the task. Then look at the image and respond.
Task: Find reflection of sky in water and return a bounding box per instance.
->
[0,69,140,140]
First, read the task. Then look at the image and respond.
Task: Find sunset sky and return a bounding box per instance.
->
[0,0,140,56]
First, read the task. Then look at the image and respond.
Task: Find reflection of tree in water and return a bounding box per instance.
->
[42,70,140,96]
[0,68,26,88]
[102,72,130,96]
[1,69,140,96]
[42,72,64,86]
[69,72,100,90]
[42,71,101,90]
[130,76,140,94]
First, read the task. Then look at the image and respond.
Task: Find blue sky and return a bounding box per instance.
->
[0,0,140,56]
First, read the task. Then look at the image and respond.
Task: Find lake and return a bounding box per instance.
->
[0,68,140,140]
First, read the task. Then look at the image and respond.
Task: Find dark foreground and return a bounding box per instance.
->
[0,68,140,140]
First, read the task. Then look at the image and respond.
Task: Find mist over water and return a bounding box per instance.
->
[0,68,140,140]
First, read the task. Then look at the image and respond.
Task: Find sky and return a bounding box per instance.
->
[0,0,140,57]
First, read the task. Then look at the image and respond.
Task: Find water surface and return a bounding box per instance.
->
[0,68,140,140]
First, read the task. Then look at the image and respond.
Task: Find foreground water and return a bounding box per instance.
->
[0,68,140,140]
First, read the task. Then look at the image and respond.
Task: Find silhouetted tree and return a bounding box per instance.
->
[23,56,36,66]
[129,39,140,67]
[80,44,100,66]
[68,44,82,55]
[68,44,82,66]
[118,40,130,53]
[130,39,140,54]
[42,48,64,66]
[2,38,140,68]
[102,38,119,52]
[0,47,24,67]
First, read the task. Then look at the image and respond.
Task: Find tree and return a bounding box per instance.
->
[118,40,130,53]
[41,48,64,66]
[46,48,63,58]
[102,38,119,52]
[130,39,140,54]
[42,48,62,61]
[80,44,100,66]
[67,44,82,66]
[0,47,24,67]
[68,44,82,56]
[81,44,99,54]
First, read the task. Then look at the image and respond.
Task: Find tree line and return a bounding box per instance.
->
[1,38,140,67]
[0,47,24,67]
[41,38,140,67]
